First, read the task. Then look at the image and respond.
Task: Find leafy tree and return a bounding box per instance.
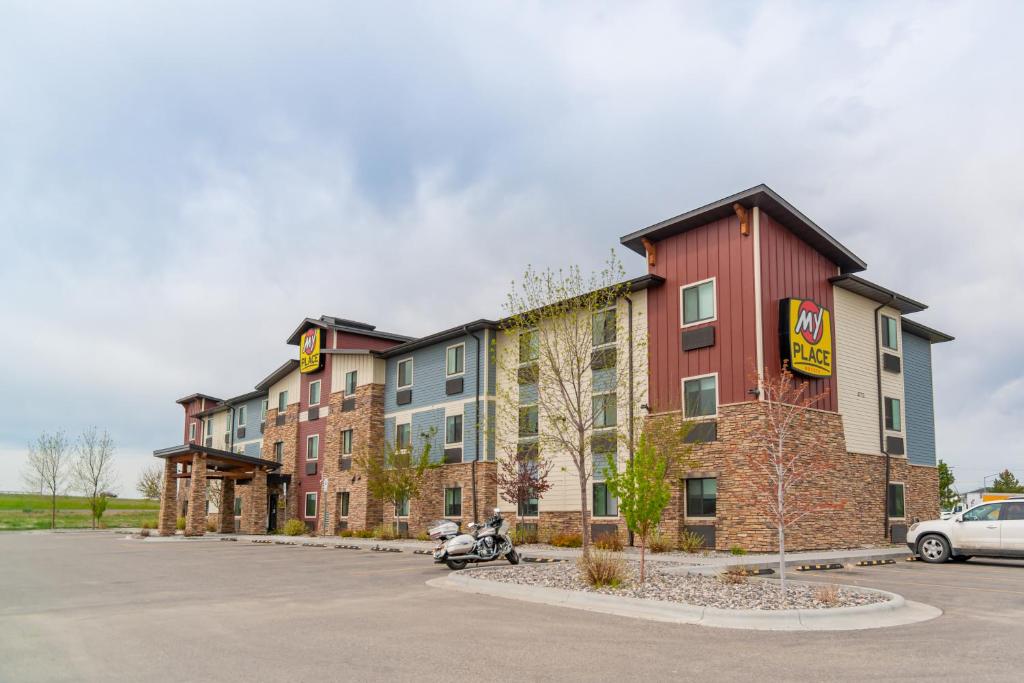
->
[496,252,645,554]
[496,443,553,524]
[937,460,958,510]
[137,463,164,499]
[22,431,72,529]
[356,426,439,536]
[72,427,117,529]
[745,365,845,604]
[603,432,686,584]
[990,469,1024,493]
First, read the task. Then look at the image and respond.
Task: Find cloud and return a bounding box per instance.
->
[1,1,1022,493]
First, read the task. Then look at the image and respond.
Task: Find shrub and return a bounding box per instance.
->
[206,517,218,533]
[372,524,398,540]
[338,529,354,538]
[577,549,628,589]
[513,526,539,545]
[729,545,747,556]
[677,529,705,553]
[140,521,153,530]
[647,530,673,553]
[813,583,841,606]
[414,531,431,541]
[353,529,375,538]
[175,516,186,531]
[719,567,748,585]
[139,527,151,538]
[283,519,307,536]
[548,532,583,548]
[593,532,623,552]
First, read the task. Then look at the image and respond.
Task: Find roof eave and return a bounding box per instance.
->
[830,274,928,314]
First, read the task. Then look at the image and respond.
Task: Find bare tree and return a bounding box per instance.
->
[745,364,845,602]
[136,463,164,499]
[72,427,118,529]
[497,253,645,553]
[22,431,72,529]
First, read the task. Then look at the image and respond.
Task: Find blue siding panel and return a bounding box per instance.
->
[903,331,937,467]
[385,333,481,413]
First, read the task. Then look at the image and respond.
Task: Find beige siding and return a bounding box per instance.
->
[330,354,386,390]
[833,288,906,456]
[269,368,300,408]
[211,410,232,451]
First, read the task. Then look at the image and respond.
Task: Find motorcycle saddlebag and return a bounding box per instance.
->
[445,534,475,555]
[428,520,459,540]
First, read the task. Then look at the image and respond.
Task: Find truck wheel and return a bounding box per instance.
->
[918,535,950,563]
[446,559,468,570]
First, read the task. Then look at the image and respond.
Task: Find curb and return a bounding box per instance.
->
[795,563,844,572]
[427,574,942,631]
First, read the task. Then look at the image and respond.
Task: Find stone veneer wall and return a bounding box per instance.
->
[321,384,386,534]
[261,404,300,531]
[646,402,940,552]
[381,462,497,537]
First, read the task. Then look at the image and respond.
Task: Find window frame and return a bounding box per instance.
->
[395,496,410,517]
[592,307,617,348]
[446,343,466,377]
[884,396,902,432]
[306,434,319,461]
[518,404,539,438]
[881,314,899,351]
[445,414,463,446]
[592,482,618,517]
[518,495,539,518]
[204,417,213,440]
[304,492,317,519]
[444,486,462,517]
[273,441,283,463]
[681,372,719,419]
[188,421,197,441]
[345,370,357,396]
[260,399,268,423]
[278,390,288,413]
[397,358,414,389]
[308,379,321,407]
[339,491,350,518]
[686,477,718,518]
[519,329,539,365]
[237,405,247,428]
[341,429,353,455]
[395,422,411,451]
[592,392,617,430]
[679,277,717,329]
[887,482,906,520]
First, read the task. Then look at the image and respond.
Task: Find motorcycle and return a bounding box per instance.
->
[430,507,520,570]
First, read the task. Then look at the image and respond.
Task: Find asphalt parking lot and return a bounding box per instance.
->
[0,533,1021,682]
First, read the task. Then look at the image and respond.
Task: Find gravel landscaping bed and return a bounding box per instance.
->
[464,561,889,610]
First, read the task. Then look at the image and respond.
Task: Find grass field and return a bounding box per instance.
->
[0,493,160,531]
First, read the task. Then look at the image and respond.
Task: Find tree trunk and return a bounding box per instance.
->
[639,534,646,585]
[579,474,590,556]
[778,470,786,604]
[51,490,56,529]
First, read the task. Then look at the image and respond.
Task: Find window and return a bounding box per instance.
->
[683,375,717,418]
[593,393,617,429]
[681,279,715,327]
[278,390,288,412]
[260,399,268,423]
[593,483,618,517]
[881,315,898,351]
[237,405,247,427]
[518,405,538,437]
[446,415,463,445]
[887,483,905,519]
[397,359,413,388]
[519,330,539,364]
[1002,502,1024,521]
[884,397,902,432]
[341,429,353,455]
[963,503,1001,522]
[273,441,283,463]
[445,487,462,517]
[188,422,196,441]
[304,492,317,518]
[592,308,616,347]
[345,370,357,396]
[395,496,410,517]
[686,478,717,517]
[306,434,319,461]
[591,433,616,480]
[396,423,411,450]
[204,417,212,437]
[340,492,350,517]
[446,344,465,376]
[233,496,242,516]
[309,380,321,406]
[518,495,539,517]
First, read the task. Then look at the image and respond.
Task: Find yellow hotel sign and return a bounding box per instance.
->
[779,298,833,378]
[299,328,324,374]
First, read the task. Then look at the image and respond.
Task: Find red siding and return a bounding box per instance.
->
[334,331,400,352]
[646,215,758,412]
[758,211,838,411]
[181,397,210,445]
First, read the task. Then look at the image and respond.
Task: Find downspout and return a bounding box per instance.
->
[466,326,482,524]
[873,295,896,541]
[625,294,635,547]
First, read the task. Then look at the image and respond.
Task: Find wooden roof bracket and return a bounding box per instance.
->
[733,203,750,236]
[641,237,656,267]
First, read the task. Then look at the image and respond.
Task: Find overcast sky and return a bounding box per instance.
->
[1,1,1022,496]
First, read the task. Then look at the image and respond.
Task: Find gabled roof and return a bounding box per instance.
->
[901,318,955,344]
[620,184,867,274]
[255,359,300,391]
[829,274,928,314]
[285,315,413,346]
[175,393,221,405]
[379,320,499,358]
